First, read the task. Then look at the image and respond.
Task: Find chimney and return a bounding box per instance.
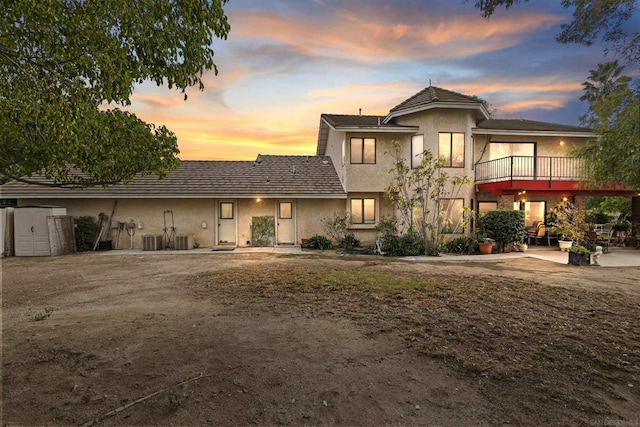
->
[358,108,362,116]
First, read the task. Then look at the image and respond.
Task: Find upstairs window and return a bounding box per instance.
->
[439,132,465,167]
[350,137,376,164]
[411,134,424,169]
[351,198,376,224]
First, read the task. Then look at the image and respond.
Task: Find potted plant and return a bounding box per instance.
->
[568,244,592,266]
[477,210,526,253]
[477,235,495,255]
[517,240,528,252]
[548,201,588,251]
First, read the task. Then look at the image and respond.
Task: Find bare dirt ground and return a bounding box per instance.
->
[2,252,639,426]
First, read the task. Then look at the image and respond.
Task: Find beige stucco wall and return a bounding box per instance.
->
[343,132,404,193]
[18,197,346,249]
[324,130,347,188]
[19,198,217,249]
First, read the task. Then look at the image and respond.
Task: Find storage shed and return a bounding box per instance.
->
[14,206,74,256]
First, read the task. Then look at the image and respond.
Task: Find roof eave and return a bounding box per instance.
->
[2,193,348,199]
[383,102,489,123]
[472,128,595,138]
[335,125,419,133]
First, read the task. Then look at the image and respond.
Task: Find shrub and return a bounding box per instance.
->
[74,216,97,252]
[381,230,425,257]
[478,210,526,253]
[305,234,332,250]
[321,213,350,244]
[339,233,361,250]
[443,236,478,254]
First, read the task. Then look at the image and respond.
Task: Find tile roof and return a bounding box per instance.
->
[322,114,386,128]
[474,119,592,133]
[389,86,483,113]
[0,156,346,199]
[316,113,418,155]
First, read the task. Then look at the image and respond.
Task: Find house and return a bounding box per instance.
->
[2,85,638,250]
[0,156,347,249]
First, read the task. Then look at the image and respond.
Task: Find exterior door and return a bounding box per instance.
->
[15,208,51,256]
[217,201,236,245]
[276,201,295,244]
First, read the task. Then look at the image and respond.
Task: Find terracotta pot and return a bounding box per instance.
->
[518,243,528,252]
[479,242,493,255]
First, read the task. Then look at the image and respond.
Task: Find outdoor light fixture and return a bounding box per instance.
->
[559,140,565,146]
[256,197,262,203]
[201,221,207,229]
[563,197,568,202]
[137,222,144,229]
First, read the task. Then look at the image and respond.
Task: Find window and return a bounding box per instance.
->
[351,198,375,224]
[440,199,464,233]
[220,202,234,219]
[438,133,465,167]
[350,137,376,164]
[411,134,424,169]
[278,202,292,219]
[523,201,546,227]
[477,201,497,216]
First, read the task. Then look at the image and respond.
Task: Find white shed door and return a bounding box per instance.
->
[276,201,295,245]
[14,209,51,256]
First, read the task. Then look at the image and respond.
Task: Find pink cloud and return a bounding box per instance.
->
[232,10,564,62]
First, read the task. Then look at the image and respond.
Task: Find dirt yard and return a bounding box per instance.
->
[2,252,639,426]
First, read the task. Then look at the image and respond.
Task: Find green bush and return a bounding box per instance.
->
[339,233,361,250]
[381,230,425,257]
[306,234,332,250]
[443,236,478,254]
[74,216,97,252]
[478,210,526,253]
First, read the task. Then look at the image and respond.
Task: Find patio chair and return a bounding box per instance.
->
[546,231,558,246]
[528,224,547,245]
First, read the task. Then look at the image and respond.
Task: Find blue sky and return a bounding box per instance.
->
[126,0,635,160]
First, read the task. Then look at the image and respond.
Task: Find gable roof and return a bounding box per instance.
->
[384,86,490,123]
[316,114,418,155]
[0,156,347,199]
[473,119,594,137]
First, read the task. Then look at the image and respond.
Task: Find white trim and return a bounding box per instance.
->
[4,194,348,199]
[472,128,595,138]
[334,126,419,133]
[384,102,490,123]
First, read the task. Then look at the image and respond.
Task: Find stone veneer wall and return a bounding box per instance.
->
[497,195,514,210]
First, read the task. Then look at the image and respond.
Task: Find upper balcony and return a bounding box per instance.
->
[475,156,633,196]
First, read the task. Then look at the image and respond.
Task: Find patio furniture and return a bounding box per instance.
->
[528,224,547,245]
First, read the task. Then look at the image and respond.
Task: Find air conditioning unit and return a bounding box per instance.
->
[142,235,155,251]
[142,235,163,251]
[176,235,189,250]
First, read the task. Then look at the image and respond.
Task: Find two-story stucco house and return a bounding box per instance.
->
[2,85,638,252]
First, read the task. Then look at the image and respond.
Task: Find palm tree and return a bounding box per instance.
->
[580,61,631,125]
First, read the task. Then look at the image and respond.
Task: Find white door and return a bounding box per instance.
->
[276,201,295,244]
[217,201,236,245]
[14,208,51,256]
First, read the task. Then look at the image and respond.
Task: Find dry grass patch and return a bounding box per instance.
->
[190,262,640,425]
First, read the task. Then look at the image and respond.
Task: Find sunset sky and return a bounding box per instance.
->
[125,0,633,161]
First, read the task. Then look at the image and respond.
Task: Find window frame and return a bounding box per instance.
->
[278,202,292,219]
[438,132,465,168]
[440,198,465,234]
[350,198,376,224]
[220,202,234,220]
[411,134,424,169]
[350,137,376,164]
